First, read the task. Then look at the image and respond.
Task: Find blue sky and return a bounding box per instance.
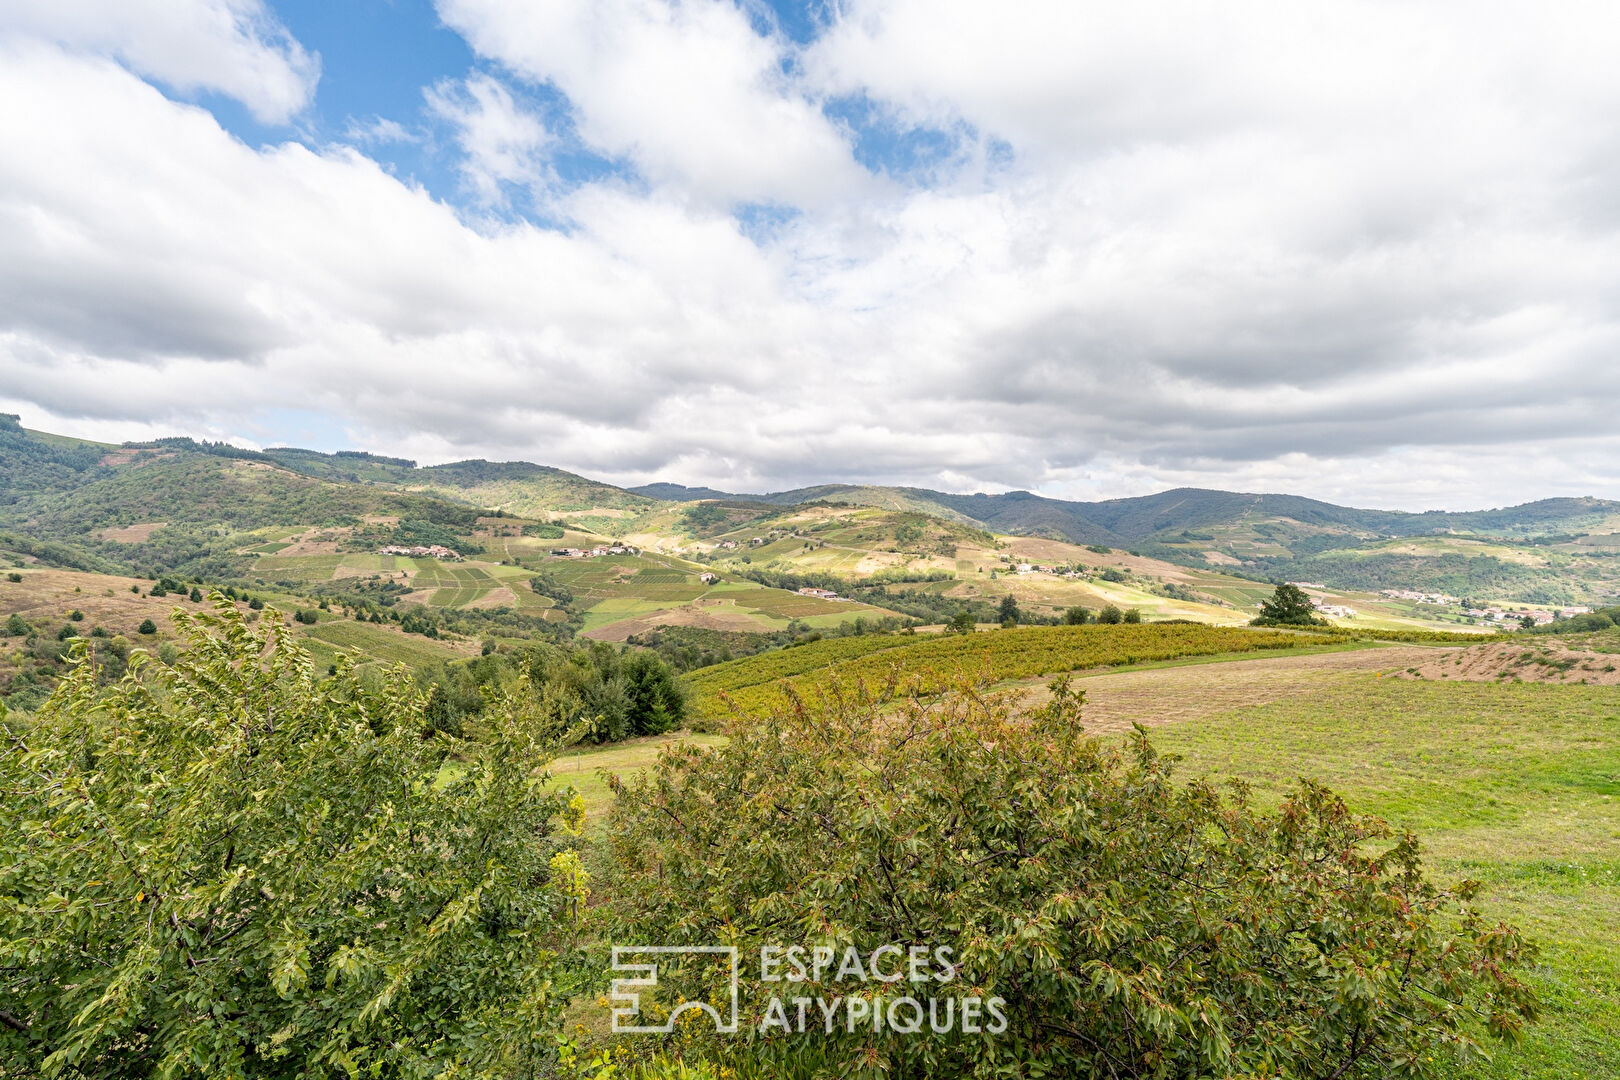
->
[201,0,957,228]
[2,0,1619,509]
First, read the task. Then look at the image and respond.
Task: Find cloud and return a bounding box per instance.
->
[435,0,870,207]
[0,0,318,124]
[2,4,1620,512]
[426,73,552,205]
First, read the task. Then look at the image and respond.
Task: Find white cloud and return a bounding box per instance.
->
[435,0,871,207]
[426,73,552,205]
[0,0,318,124]
[3,4,1620,512]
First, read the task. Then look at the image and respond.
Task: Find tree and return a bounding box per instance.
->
[948,608,976,635]
[1122,607,1142,623]
[997,594,1020,625]
[1519,614,1535,630]
[1253,583,1321,626]
[189,586,203,602]
[1063,605,1091,625]
[605,675,1538,1079]
[0,601,581,1077]
[1098,604,1124,624]
[136,618,157,635]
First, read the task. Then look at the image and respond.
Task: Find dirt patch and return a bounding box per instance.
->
[1014,646,1459,734]
[274,529,347,557]
[99,522,167,543]
[585,601,769,642]
[464,586,518,610]
[1201,550,1240,566]
[1392,640,1620,685]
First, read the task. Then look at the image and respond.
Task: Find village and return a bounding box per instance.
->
[548,544,638,558]
[376,544,461,560]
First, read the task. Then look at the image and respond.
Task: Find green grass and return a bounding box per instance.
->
[1146,679,1620,1078]
[301,619,467,666]
[545,732,728,822]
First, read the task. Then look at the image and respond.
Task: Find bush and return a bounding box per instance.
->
[1063,605,1091,625]
[0,603,581,1076]
[1122,607,1142,623]
[1097,604,1123,624]
[136,618,157,635]
[68,609,83,621]
[4,614,27,637]
[605,675,1538,1078]
[5,572,20,583]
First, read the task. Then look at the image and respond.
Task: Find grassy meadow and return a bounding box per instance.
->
[1148,678,1620,1079]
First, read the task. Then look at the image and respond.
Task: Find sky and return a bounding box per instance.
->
[1,1,1618,511]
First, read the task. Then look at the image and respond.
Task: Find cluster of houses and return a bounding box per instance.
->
[377,544,460,560]
[1016,563,1083,577]
[1463,606,1587,626]
[1380,589,1460,605]
[797,586,848,602]
[717,540,738,550]
[549,544,637,558]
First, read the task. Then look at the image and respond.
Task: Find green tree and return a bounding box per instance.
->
[4,614,27,637]
[136,618,157,635]
[189,586,203,602]
[605,675,1538,1079]
[947,608,976,635]
[1254,583,1320,626]
[0,601,582,1077]
[1063,605,1091,625]
[1098,604,1124,624]
[997,594,1020,625]
[1122,607,1142,623]
[622,649,686,736]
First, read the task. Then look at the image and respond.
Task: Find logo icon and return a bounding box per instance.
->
[610,946,740,1034]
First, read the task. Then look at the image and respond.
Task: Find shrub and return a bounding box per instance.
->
[1063,605,1091,625]
[0,603,581,1076]
[1097,604,1123,624]
[1122,607,1142,623]
[606,675,1538,1078]
[137,618,157,635]
[68,609,83,621]
[4,614,27,637]
[5,572,20,583]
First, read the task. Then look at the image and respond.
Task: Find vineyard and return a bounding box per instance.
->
[684,623,1319,720]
